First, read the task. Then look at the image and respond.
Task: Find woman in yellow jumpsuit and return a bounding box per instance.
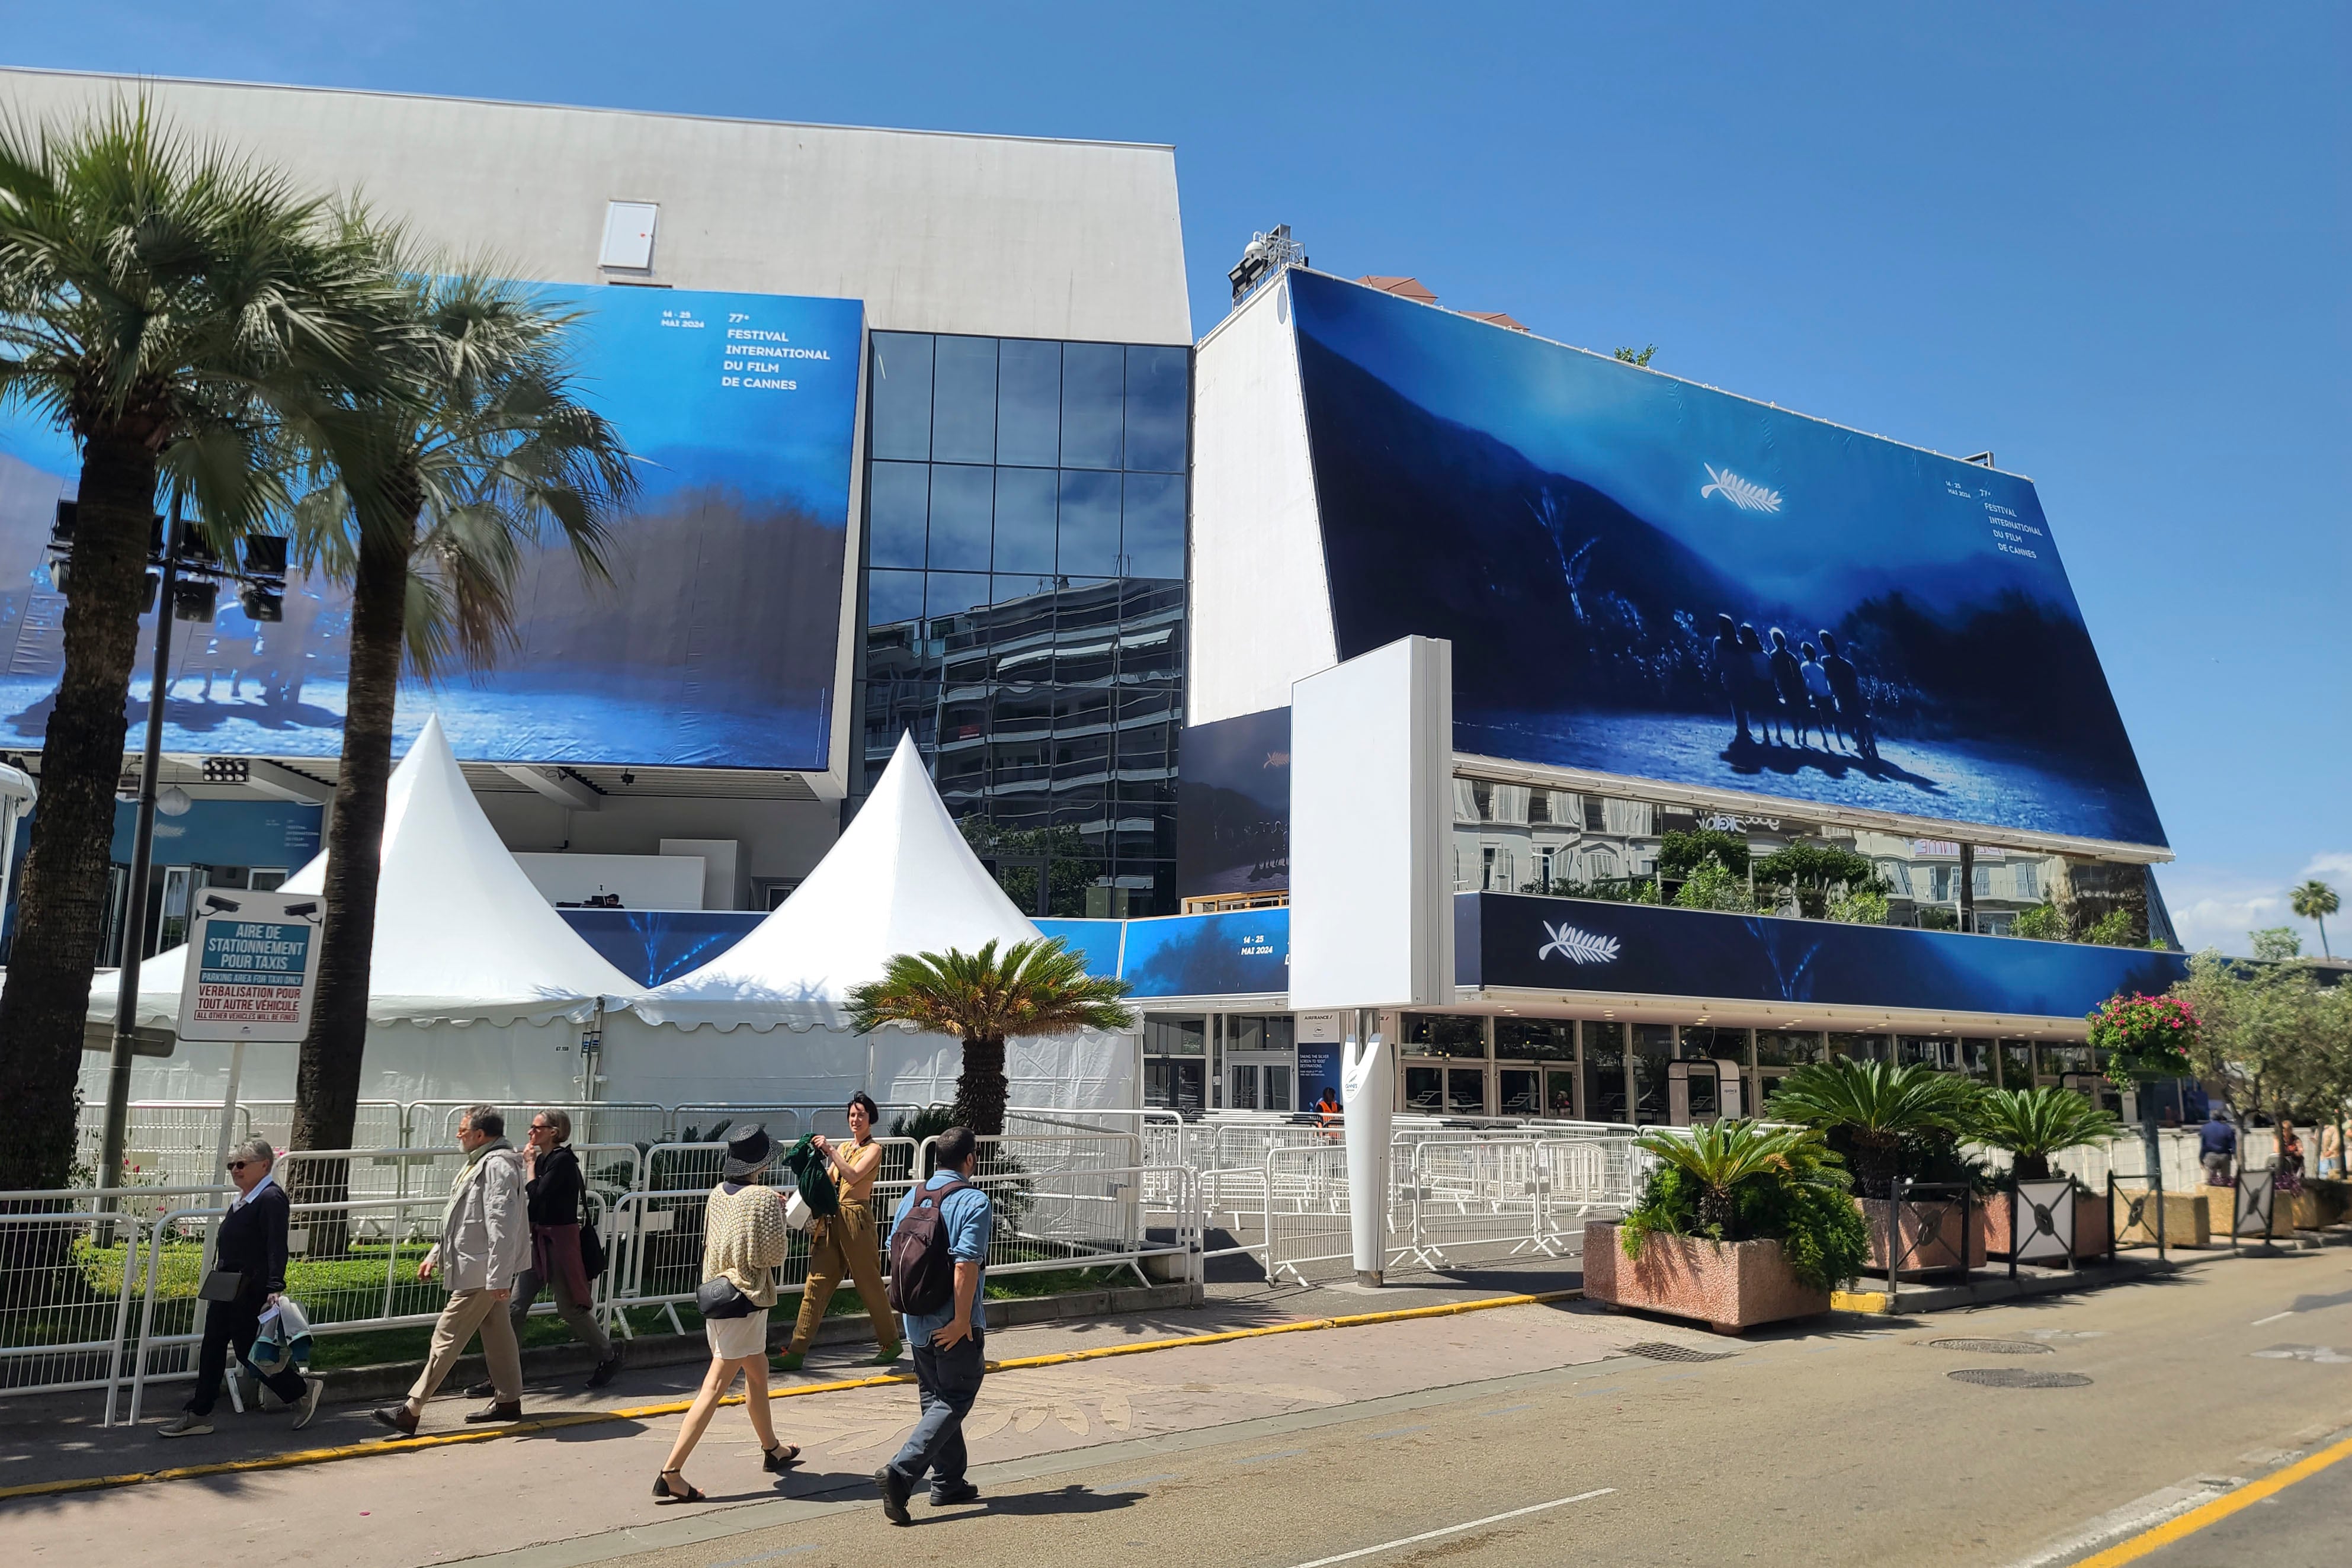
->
[774,1092,903,1371]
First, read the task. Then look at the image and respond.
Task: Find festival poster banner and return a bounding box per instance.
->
[177,887,323,1043]
[0,283,864,771]
[1285,269,2166,849]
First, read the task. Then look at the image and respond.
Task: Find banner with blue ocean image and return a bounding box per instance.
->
[1285,269,2165,848]
[1462,892,2187,1018]
[0,284,863,770]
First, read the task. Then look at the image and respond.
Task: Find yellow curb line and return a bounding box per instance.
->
[0,1288,1580,1503]
[2071,1429,2352,1567]
[1829,1290,1889,1314]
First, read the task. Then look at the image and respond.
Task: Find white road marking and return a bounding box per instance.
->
[1999,1476,2236,1567]
[1284,1489,1617,1568]
[2252,1310,2296,1325]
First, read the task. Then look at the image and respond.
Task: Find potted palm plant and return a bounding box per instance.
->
[845,937,1135,1136]
[1766,1059,1988,1277]
[1584,1121,1870,1333]
[1971,1087,2123,1259]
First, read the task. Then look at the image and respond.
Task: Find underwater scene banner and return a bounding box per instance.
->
[0,284,863,770]
[1286,268,2165,848]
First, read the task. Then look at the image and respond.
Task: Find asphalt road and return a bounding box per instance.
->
[11,1248,2352,1567]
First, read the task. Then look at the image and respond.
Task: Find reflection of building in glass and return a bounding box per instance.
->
[857,332,1188,917]
[1447,768,2162,941]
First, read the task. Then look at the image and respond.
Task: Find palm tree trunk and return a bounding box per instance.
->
[290,511,409,1234]
[951,1034,1010,1137]
[0,431,159,1194]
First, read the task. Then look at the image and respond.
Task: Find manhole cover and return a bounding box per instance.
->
[1623,1341,1739,1364]
[1949,1368,2093,1389]
[1927,1338,2055,1355]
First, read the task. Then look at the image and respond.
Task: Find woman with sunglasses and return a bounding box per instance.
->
[157,1140,323,1437]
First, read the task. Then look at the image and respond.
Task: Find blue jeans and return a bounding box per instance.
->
[886,1330,986,1492]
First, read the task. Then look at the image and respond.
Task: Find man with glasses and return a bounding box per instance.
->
[156,1139,323,1437]
[466,1108,621,1396]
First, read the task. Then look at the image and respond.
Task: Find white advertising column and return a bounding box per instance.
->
[1340,1015,1394,1285]
[1289,635,1453,1288]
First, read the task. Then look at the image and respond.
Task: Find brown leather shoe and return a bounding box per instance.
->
[370,1405,418,1438]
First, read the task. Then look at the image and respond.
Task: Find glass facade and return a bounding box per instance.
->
[859,332,1188,916]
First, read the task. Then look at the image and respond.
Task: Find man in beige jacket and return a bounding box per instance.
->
[372,1105,533,1436]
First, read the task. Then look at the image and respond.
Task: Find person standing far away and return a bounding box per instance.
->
[1767,629,1811,749]
[156,1139,325,1436]
[1713,613,1754,746]
[876,1126,992,1524]
[776,1092,903,1373]
[468,1109,621,1397]
[1799,641,1840,750]
[1316,1085,1343,1139]
[1816,631,1876,761]
[653,1124,800,1502]
[2199,1107,2238,1188]
[1738,624,1782,745]
[371,1107,531,1436]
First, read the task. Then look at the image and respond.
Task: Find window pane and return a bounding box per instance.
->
[1499,1068,1541,1117]
[869,333,933,461]
[923,570,992,637]
[930,335,998,464]
[1404,1066,1443,1113]
[1632,1024,1672,1124]
[1121,470,1185,578]
[1401,1013,1485,1057]
[1494,1019,1573,1060]
[1582,1022,1627,1123]
[1124,344,1188,472]
[866,569,926,629]
[866,461,929,569]
[927,464,993,571]
[1060,342,1124,469]
[1058,469,1121,575]
[996,338,1062,467]
[1447,1067,1487,1117]
[992,467,1057,573]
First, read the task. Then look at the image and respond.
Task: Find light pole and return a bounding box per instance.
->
[88,496,289,1197]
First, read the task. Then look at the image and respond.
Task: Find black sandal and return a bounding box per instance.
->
[653,1468,706,1503]
[764,1443,801,1474]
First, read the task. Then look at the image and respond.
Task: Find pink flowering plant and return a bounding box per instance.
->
[2086,992,2199,1086]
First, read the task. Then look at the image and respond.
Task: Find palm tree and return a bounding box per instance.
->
[846,938,1136,1135]
[2292,879,2338,960]
[1970,1086,2121,1181]
[0,100,383,1191]
[1636,1120,1846,1237]
[1764,1057,1982,1200]
[282,245,635,1162]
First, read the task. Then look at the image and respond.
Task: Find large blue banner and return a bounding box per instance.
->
[1461,892,2186,1019]
[0,284,863,770]
[1287,270,2165,848]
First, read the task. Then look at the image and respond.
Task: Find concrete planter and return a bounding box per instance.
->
[1980,1189,2111,1261]
[1858,1198,1988,1277]
[2112,1188,2211,1248]
[1581,1221,1831,1335]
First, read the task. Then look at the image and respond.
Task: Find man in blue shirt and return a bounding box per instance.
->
[877,1126,992,1522]
[2200,1110,2238,1186]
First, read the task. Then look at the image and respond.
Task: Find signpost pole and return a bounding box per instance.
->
[99,500,181,1205]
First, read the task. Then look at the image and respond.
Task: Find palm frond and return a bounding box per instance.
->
[1764,1057,1982,1143]
[844,937,1136,1041]
[1971,1086,2122,1160]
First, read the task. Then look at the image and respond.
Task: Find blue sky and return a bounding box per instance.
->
[8,3,2345,954]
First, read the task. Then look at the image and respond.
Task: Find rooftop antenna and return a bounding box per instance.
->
[1228,224,1308,305]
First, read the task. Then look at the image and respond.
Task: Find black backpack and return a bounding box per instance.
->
[887,1178,976,1314]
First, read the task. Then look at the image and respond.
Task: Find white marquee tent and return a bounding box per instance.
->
[607,733,1139,1110]
[86,714,642,1108]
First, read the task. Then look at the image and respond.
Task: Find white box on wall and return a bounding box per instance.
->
[515,852,704,910]
[660,838,743,911]
[1287,636,1454,1010]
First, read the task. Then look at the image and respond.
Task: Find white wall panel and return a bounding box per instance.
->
[1289,636,1454,1009]
[1189,276,1337,723]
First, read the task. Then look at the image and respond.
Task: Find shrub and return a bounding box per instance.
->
[1620,1121,1871,1292]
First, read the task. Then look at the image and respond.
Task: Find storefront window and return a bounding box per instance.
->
[1680,1025,1748,1064]
[1494,1019,1574,1060]
[1401,1013,1486,1058]
[1145,1017,1204,1055]
[1897,1036,1943,1069]
[1955,1038,1995,1082]
[1829,1032,1890,1063]
[1998,1040,2034,1087]
[1230,1015,1296,1052]
[1404,1065,1444,1113]
[1146,1059,1204,1112]
[1446,1067,1488,1117]
[1632,1024,1673,1125]
[1498,1067,1542,1117]
[1582,1022,1627,1123]
[1754,1031,1823,1067]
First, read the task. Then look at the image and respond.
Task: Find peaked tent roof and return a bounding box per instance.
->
[94,714,641,1029]
[630,732,1044,1031]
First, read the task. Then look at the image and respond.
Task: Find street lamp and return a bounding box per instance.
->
[85,494,290,1198]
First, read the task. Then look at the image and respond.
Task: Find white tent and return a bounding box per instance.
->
[87,714,641,1107]
[608,733,1138,1109]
